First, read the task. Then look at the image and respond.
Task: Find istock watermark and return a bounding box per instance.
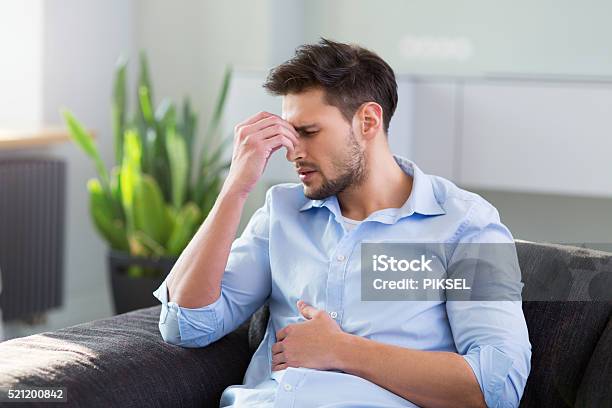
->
[362,242,524,301]
[361,242,612,301]
[372,254,434,272]
[370,253,472,292]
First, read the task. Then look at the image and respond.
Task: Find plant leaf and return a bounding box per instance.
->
[181,97,197,154]
[109,166,125,222]
[155,98,174,124]
[204,133,232,169]
[88,178,128,250]
[133,174,171,247]
[204,65,232,149]
[112,57,127,165]
[62,109,110,189]
[120,129,142,244]
[133,230,165,257]
[166,125,189,209]
[137,50,154,121]
[194,154,230,206]
[166,202,202,256]
[139,86,155,126]
[195,66,232,180]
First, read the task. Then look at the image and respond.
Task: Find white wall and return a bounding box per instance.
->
[0,0,44,127]
[303,0,612,78]
[476,189,612,247]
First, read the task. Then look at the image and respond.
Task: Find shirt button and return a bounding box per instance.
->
[283,383,293,392]
[329,311,338,319]
[336,255,345,261]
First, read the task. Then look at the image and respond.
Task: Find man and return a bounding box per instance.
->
[153,38,531,407]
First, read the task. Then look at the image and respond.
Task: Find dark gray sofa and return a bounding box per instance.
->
[0,240,610,408]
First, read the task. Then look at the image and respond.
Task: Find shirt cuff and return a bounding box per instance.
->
[152,279,171,322]
[463,345,516,408]
[152,280,225,347]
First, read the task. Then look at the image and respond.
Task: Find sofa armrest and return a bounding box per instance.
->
[0,306,253,407]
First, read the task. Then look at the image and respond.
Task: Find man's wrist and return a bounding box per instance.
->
[219,182,251,202]
[334,332,367,374]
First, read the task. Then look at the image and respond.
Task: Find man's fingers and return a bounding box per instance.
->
[259,123,298,147]
[238,115,300,144]
[276,326,289,341]
[272,121,300,146]
[271,351,286,366]
[257,120,300,147]
[269,145,283,155]
[262,134,295,156]
[240,122,297,151]
[252,114,299,139]
[234,111,274,132]
[271,341,284,354]
[272,363,289,372]
[298,300,320,320]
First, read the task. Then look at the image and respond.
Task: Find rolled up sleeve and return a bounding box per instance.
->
[153,279,225,347]
[152,187,274,348]
[447,202,532,407]
[462,340,528,407]
[452,299,531,407]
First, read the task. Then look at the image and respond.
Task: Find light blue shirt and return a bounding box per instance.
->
[153,155,531,408]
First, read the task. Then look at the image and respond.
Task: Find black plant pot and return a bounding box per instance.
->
[108,250,178,315]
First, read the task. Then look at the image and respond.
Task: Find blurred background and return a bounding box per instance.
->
[1,0,611,339]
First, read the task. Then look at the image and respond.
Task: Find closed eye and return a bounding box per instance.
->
[301,130,318,137]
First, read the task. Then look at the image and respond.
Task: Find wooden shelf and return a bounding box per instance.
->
[0,128,74,150]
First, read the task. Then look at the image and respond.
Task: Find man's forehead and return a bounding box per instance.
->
[281,90,328,125]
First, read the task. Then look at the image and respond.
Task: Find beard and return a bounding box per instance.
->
[302,129,367,200]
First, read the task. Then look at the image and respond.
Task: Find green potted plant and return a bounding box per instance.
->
[62,52,232,314]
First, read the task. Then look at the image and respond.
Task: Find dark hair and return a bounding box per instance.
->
[263,38,398,135]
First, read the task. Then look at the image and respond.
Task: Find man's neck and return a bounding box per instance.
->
[337,151,413,221]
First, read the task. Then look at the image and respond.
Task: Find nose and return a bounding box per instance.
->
[287,135,305,162]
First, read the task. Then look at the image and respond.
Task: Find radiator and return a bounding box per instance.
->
[0,158,66,322]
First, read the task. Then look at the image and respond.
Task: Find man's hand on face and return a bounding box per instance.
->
[224,111,299,198]
[272,300,347,372]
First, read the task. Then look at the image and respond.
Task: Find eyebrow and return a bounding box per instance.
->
[293,123,320,132]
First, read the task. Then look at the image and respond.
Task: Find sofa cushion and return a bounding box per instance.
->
[575,315,612,408]
[515,241,611,407]
[516,240,612,302]
[0,306,253,407]
[248,302,270,353]
[520,301,610,408]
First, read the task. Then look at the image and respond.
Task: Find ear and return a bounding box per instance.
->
[358,102,383,140]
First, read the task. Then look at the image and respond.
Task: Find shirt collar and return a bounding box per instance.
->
[298,155,446,220]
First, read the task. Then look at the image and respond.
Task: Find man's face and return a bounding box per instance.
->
[282,88,367,200]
